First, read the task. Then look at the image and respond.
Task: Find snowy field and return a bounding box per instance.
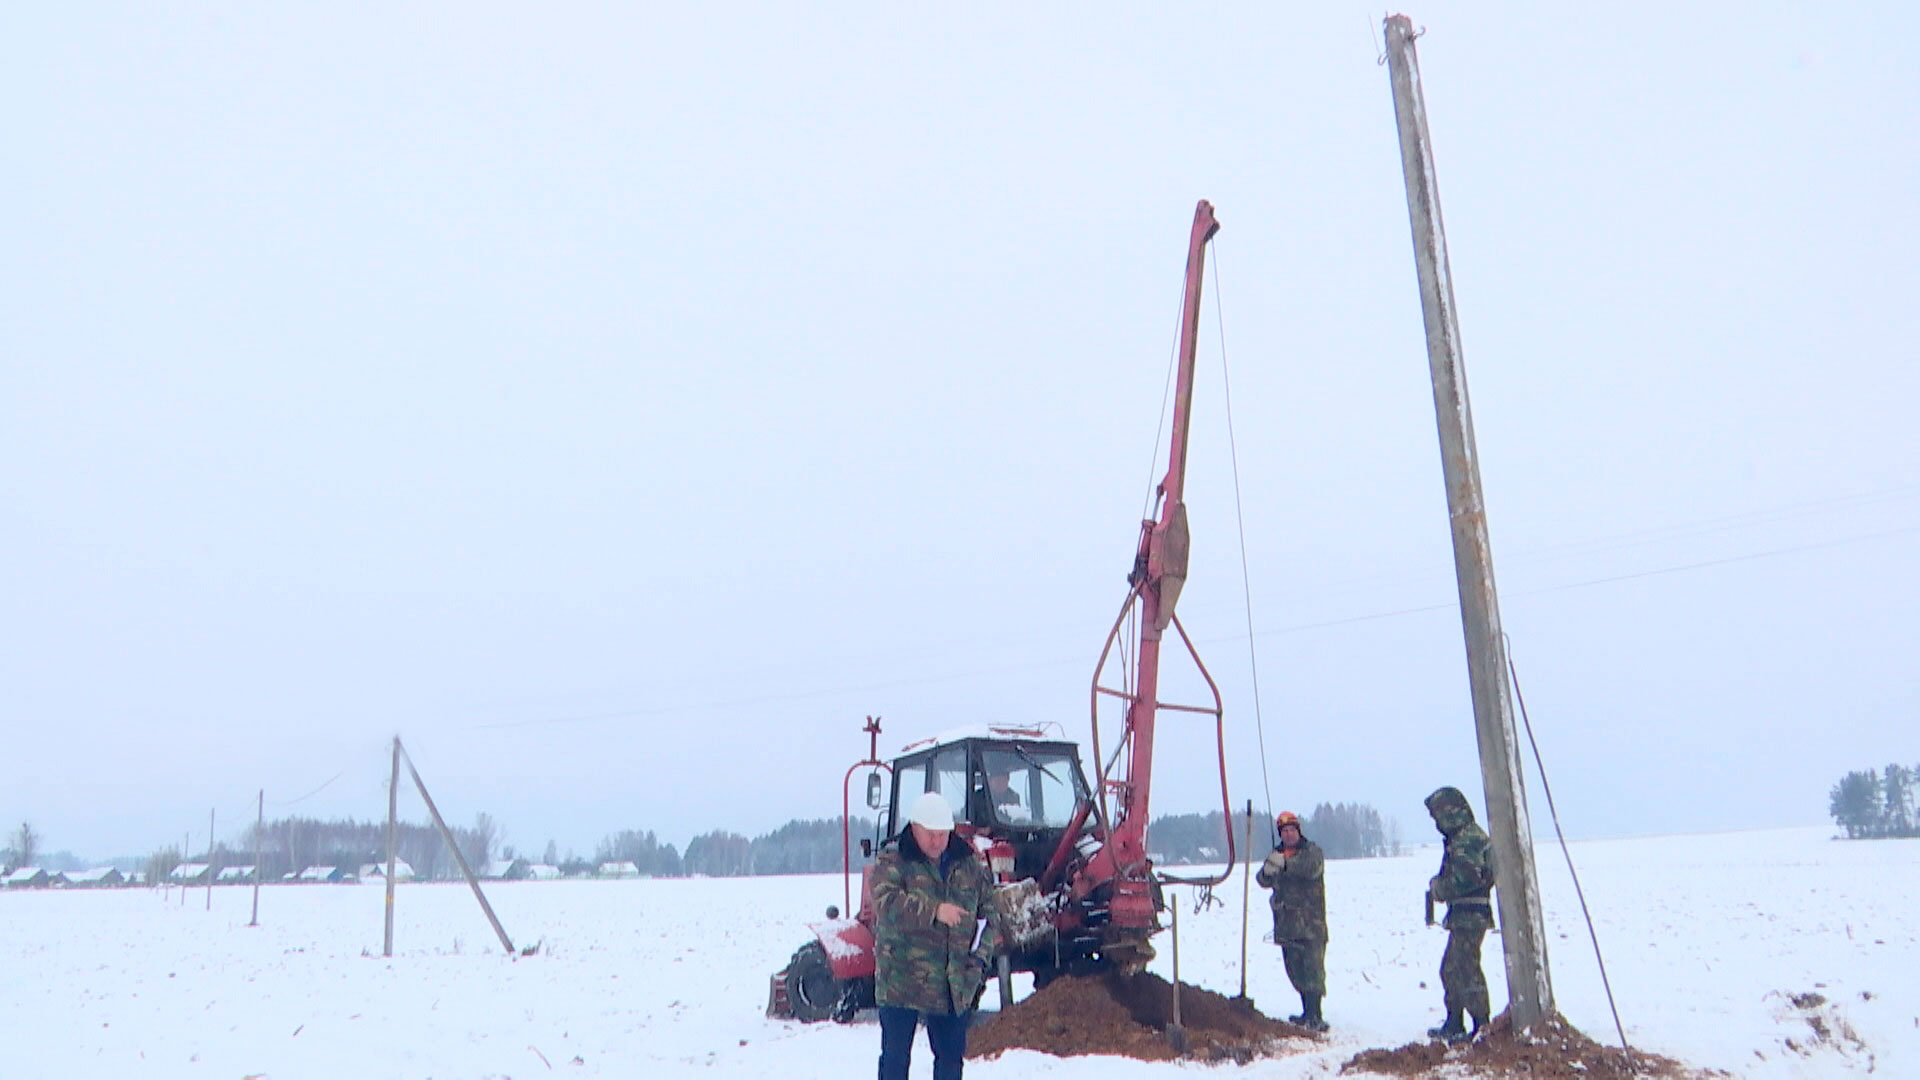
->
[2,825,1913,1079]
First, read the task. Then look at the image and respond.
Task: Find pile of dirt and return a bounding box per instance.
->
[1340,1011,1719,1079]
[967,972,1312,1064]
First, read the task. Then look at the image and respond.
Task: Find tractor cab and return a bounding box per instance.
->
[767,721,1102,1023]
[881,725,1098,881]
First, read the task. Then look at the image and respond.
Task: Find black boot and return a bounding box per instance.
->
[1287,992,1310,1025]
[1302,993,1328,1032]
[1459,1013,1487,1044]
[1427,1010,1465,1041]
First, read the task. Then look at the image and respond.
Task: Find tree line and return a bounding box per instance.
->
[126,814,882,883]
[1829,763,1918,839]
[143,813,502,884]
[1145,803,1401,865]
[590,817,877,878]
[13,798,1402,883]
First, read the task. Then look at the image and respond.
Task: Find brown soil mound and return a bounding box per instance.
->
[1341,1011,1720,1079]
[967,972,1312,1064]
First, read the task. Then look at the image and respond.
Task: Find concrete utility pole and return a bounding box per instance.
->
[1382,13,1554,1030]
[384,737,400,958]
[250,790,263,927]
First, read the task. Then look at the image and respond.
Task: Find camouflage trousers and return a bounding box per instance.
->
[1441,927,1489,1021]
[1279,939,1326,997]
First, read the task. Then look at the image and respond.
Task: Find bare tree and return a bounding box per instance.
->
[11,822,40,868]
[147,845,182,885]
[467,812,500,868]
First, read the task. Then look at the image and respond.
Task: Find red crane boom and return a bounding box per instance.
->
[1080,199,1234,938]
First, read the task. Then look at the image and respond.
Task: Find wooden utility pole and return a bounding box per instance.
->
[384,738,400,958]
[400,741,516,956]
[249,790,263,927]
[1383,13,1554,1031]
[1237,800,1254,1001]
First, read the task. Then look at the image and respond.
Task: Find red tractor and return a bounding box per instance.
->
[769,201,1236,1022]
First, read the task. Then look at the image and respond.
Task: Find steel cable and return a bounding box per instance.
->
[1504,633,1632,1054]
[1211,244,1278,849]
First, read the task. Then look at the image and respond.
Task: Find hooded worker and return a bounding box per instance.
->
[1255,810,1329,1031]
[1423,786,1497,1044]
[871,791,1000,1080]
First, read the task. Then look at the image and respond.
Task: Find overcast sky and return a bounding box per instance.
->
[4,3,1915,862]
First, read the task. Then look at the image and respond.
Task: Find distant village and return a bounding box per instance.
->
[1,857,655,891]
[2,802,1402,893]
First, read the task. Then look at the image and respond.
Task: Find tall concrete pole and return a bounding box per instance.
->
[384,737,400,958]
[249,789,263,927]
[1383,13,1554,1030]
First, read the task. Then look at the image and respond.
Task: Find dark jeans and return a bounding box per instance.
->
[878,1005,968,1080]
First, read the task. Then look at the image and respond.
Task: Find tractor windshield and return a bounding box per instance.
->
[979,745,1083,829]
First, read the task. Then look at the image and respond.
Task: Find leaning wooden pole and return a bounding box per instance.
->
[384,737,400,958]
[1383,12,1554,1032]
[399,741,516,956]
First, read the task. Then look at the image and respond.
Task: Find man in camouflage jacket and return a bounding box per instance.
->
[872,791,1000,1080]
[1255,810,1328,1031]
[1424,785,1496,1044]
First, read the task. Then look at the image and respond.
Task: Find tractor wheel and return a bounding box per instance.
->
[783,941,843,1023]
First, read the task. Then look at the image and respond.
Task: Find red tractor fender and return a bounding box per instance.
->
[807,917,876,980]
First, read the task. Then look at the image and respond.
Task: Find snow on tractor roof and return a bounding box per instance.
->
[897,722,1074,756]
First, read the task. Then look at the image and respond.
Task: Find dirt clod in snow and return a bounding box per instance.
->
[967,972,1312,1063]
[1340,1010,1716,1079]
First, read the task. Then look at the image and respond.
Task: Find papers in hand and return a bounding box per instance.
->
[971,918,988,952]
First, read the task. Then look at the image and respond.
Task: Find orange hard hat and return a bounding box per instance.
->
[1275,811,1301,829]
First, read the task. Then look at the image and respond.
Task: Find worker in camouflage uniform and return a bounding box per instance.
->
[1423,785,1496,1044]
[872,791,1000,1080]
[1255,810,1329,1031]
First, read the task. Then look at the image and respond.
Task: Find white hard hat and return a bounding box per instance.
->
[908,791,956,830]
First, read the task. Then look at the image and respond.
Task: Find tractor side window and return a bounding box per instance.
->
[891,760,928,835]
[926,746,968,824]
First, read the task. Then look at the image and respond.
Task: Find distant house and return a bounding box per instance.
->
[64,867,125,888]
[524,864,562,881]
[482,857,531,880]
[597,861,641,879]
[217,866,255,884]
[5,867,53,888]
[126,870,147,886]
[358,860,415,882]
[171,863,212,885]
[296,866,347,883]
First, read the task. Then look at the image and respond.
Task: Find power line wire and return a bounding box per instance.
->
[466,514,1917,733]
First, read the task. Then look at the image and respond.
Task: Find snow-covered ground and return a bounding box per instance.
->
[2,825,1912,1079]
